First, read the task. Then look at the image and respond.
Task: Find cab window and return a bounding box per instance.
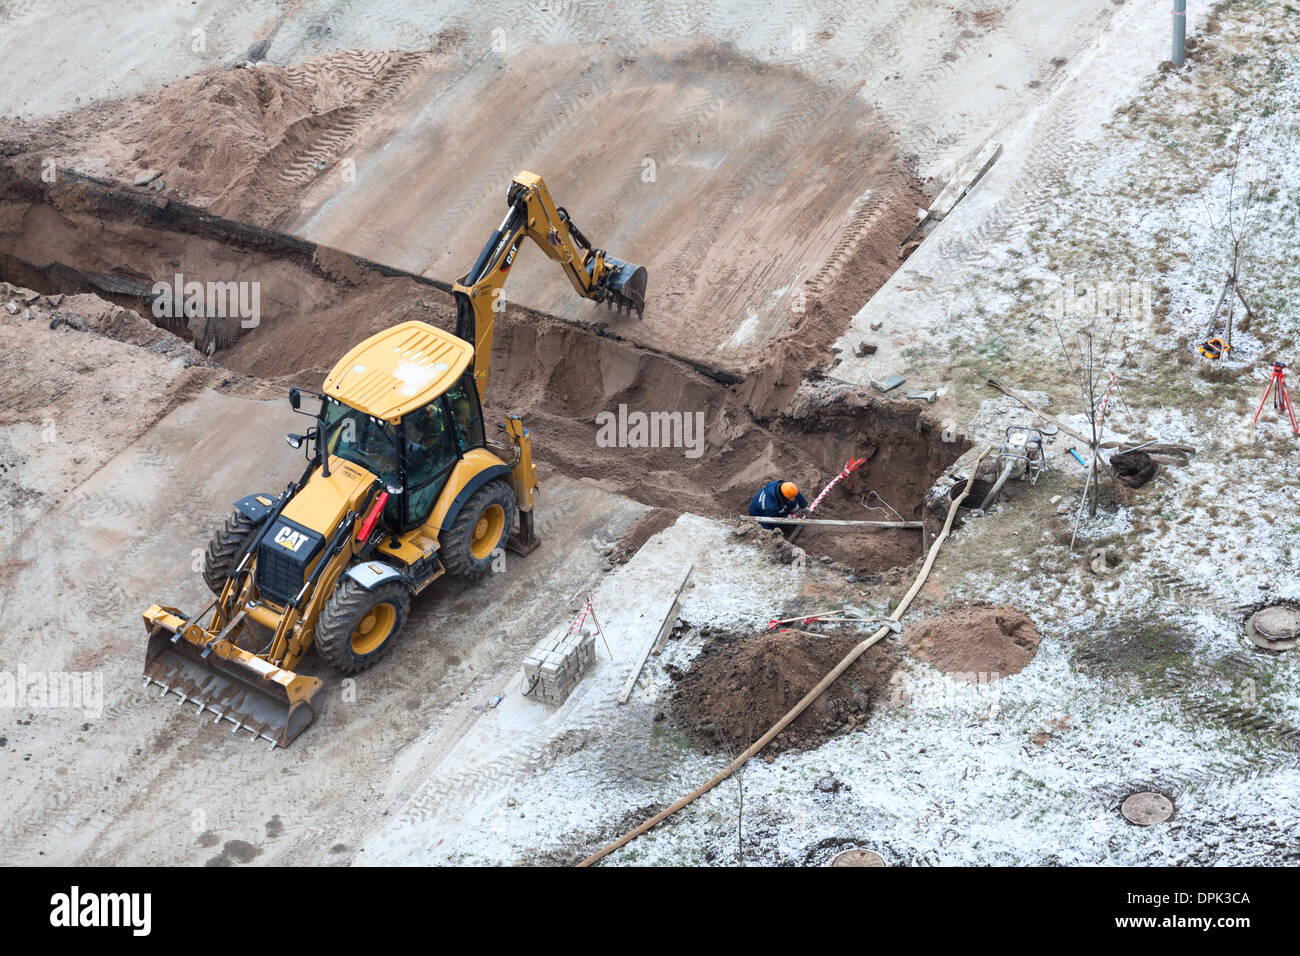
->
[322,400,399,482]
[445,376,485,452]
[400,401,459,526]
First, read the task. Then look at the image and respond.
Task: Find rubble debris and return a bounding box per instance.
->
[870,373,906,393]
[133,169,163,186]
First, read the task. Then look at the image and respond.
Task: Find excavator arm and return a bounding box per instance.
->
[452,171,648,401]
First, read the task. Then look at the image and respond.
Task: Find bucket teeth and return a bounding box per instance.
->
[142,663,294,748]
[144,619,319,748]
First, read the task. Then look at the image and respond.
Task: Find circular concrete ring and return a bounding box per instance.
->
[1246,606,1300,651]
[1121,791,1175,826]
[831,849,886,866]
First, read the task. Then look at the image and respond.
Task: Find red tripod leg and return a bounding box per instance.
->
[1282,379,1299,436]
[1252,372,1277,427]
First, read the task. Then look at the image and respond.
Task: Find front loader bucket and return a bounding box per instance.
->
[142,606,322,749]
[600,256,647,317]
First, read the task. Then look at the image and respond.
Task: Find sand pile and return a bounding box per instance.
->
[10,50,431,226]
[903,605,1040,677]
[671,629,899,754]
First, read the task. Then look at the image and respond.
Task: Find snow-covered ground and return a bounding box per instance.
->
[357,0,1300,865]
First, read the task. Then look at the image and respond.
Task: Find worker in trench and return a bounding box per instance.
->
[748,480,809,532]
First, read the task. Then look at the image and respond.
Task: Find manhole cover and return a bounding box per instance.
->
[1246,605,1300,651]
[1121,791,1174,825]
[830,849,885,866]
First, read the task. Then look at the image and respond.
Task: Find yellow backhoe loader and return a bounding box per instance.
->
[141,171,647,747]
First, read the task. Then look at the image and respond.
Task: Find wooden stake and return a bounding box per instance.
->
[587,603,614,661]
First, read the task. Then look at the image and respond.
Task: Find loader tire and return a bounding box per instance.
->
[203,510,259,595]
[315,578,410,674]
[441,480,515,579]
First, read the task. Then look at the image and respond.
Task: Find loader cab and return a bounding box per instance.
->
[317,321,486,534]
[391,374,486,529]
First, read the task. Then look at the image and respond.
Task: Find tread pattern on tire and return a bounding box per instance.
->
[315,577,411,674]
[440,480,516,579]
[203,511,259,595]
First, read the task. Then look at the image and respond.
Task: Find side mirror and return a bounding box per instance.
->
[289,387,301,410]
[286,433,303,449]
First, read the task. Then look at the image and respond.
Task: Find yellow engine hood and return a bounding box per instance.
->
[281,456,378,535]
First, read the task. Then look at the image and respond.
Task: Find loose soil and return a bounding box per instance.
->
[0,43,929,415]
[902,604,1040,677]
[0,44,950,576]
[671,628,900,754]
[0,173,966,572]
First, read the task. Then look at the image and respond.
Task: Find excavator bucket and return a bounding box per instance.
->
[142,605,323,749]
[599,256,648,317]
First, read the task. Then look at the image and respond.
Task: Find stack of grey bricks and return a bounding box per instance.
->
[523,624,597,706]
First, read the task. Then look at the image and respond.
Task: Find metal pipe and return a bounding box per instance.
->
[980,459,1015,511]
[738,516,922,528]
[1172,0,1187,67]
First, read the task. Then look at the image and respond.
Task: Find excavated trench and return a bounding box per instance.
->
[0,173,968,571]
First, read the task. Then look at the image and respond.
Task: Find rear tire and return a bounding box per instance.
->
[315,578,410,674]
[203,510,259,595]
[441,480,515,579]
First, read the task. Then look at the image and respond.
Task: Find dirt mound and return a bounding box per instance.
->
[903,605,1040,677]
[6,50,433,227]
[671,629,899,754]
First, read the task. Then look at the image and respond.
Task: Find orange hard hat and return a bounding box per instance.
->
[780,481,799,500]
